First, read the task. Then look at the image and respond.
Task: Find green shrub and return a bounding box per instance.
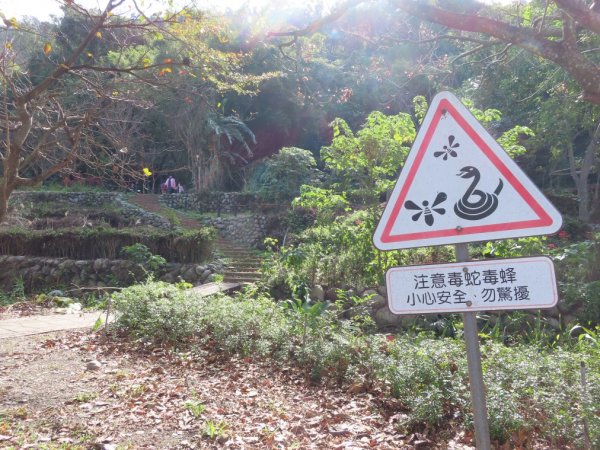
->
[482,342,599,444]
[292,186,348,225]
[480,234,600,326]
[263,209,454,291]
[162,209,181,228]
[112,281,202,344]
[380,337,467,428]
[0,276,27,306]
[121,243,167,272]
[551,237,600,324]
[194,293,291,358]
[246,147,319,202]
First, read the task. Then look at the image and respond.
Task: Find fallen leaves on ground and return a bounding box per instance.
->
[0,299,57,319]
[0,330,476,449]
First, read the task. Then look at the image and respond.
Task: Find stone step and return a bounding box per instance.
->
[226,265,260,270]
[221,261,254,267]
[224,276,261,283]
[225,268,261,273]
[216,242,258,247]
[226,263,261,270]
[189,282,241,297]
[220,259,261,264]
[219,254,261,260]
[224,270,261,277]
[224,271,261,279]
[216,243,259,250]
[217,250,260,257]
[128,197,265,281]
[226,269,258,274]
[225,257,261,263]
[219,257,261,264]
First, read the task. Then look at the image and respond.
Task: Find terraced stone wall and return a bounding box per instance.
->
[11,191,171,229]
[0,255,220,293]
[160,192,286,248]
[197,215,285,248]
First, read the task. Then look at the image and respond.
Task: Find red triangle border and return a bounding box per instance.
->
[380,98,554,244]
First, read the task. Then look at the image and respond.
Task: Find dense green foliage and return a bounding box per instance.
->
[322,111,415,205]
[263,99,532,295]
[2,0,597,218]
[552,238,600,325]
[245,147,318,202]
[112,281,600,446]
[263,208,454,294]
[112,282,203,344]
[481,233,600,325]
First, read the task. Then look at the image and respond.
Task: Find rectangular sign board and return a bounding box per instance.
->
[386,256,558,315]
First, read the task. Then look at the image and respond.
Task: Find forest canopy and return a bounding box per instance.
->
[1,0,600,222]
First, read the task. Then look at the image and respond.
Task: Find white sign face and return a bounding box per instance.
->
[386,256,558,315]
[373,92,562,250]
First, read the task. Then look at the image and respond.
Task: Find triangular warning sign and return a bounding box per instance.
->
[373,91,562,250]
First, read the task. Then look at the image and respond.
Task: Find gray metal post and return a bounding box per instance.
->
[455,243,491,450]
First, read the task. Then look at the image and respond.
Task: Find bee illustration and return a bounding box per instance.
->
[404,192,448,226]
[434,135,460,160]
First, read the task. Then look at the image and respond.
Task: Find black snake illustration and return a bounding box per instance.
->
[453,166,503,220]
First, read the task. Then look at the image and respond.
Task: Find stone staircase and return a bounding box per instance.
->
[216,237,263,283]
[128,194,263,286]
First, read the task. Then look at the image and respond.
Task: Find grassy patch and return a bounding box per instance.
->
[0,412,98,449]
[73,392,99,403]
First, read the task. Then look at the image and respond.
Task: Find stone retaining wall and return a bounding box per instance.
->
[160,192,284,216]
[0,255,220,293]
[160,192,258,214]
[160,192,287,248]
[197,215,284,247]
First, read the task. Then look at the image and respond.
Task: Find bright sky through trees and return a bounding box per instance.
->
[1,0,230,20]
[1,0,341,20]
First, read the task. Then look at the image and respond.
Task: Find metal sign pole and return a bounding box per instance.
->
[455,243,491,450]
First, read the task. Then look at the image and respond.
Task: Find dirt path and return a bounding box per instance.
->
[0,330,473,449]
[0,312,101,339]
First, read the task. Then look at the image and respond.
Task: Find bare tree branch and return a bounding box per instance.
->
[391,0,600,104]
[268,0,365,39]
[554,0,600,35]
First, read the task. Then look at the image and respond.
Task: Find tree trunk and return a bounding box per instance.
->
[194,154,222,191]
[567,119,600,222]
[577,175,591,223]
[192,135,224,192]
[0,182,12,224]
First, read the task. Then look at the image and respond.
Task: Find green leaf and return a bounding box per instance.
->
[92,316,103,331]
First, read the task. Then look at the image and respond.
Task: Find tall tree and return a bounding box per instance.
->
[0,1,189,220]
[0,0,272,220]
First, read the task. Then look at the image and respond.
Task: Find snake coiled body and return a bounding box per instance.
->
[454,166,503,221]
